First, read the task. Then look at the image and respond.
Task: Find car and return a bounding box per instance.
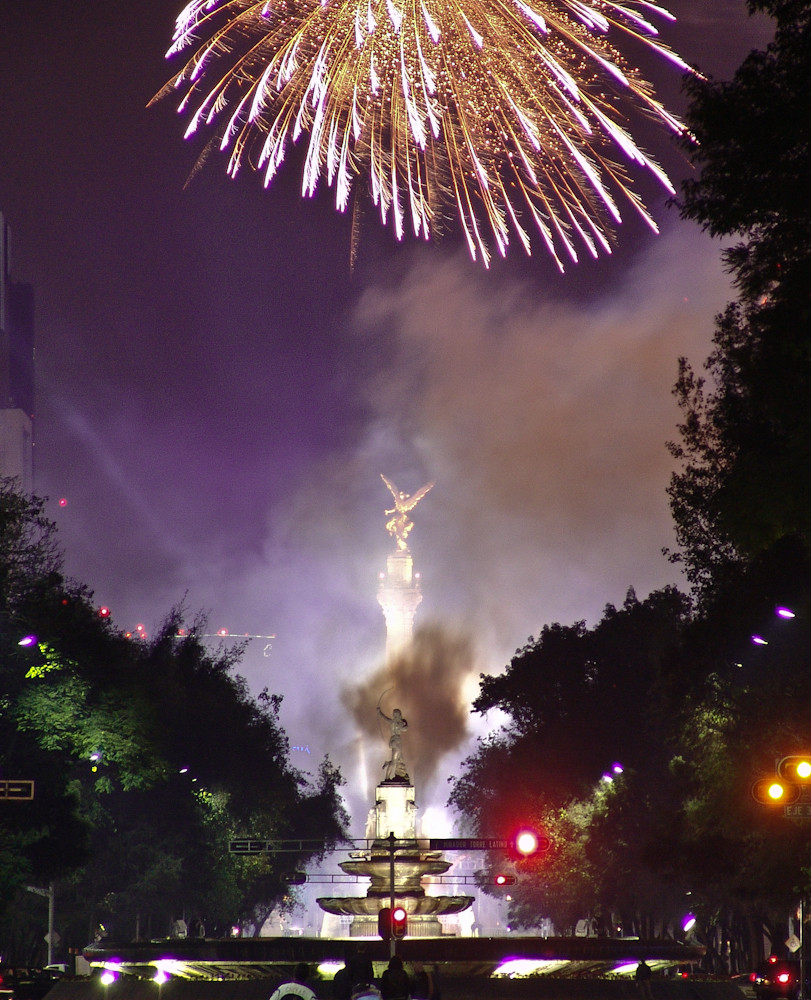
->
[0,966,64,1000]
[751,958,802,1000]
[0,969,14,1000]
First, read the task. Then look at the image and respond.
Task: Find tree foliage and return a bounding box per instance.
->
[0,481,348,962]
[451,1,811,970]
[668,0,811,595]
[451,547,811,964]
[452,587,689,814]
[679,0,811,304]
[449,589,694,938]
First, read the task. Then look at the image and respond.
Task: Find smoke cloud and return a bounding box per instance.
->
[145,222,736,826]
[341,624,477,794]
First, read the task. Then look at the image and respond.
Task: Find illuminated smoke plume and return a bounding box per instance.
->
[342,624,474,792]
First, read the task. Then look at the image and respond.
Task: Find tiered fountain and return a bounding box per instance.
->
[316,707,473,937]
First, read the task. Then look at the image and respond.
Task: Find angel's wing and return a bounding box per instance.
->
[399,481,435,512]
[380,473,400,504]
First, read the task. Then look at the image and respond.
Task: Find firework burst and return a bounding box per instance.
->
[158,0,694,267]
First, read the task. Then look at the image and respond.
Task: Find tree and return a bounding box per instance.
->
[0,483,349,959]
[452,4,811,952]
[449,588,690,932]
[0,484,92,910]
[662,5,811,953]
[668,0,811,595]
[455,587,689,805]
[679,0,811,305]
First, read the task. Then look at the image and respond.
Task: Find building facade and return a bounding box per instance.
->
[0,212,35,494]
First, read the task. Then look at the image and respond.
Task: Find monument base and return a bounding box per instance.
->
[317,782,473,934]
[348,914,444,938]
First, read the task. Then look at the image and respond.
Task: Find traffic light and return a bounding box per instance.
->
[752,755,811,805]
[752,777,800,804]
[511,829,550,858]
[493,873,517,886]
[778,756,811,782]
[282,872,307,885]
[378,906,392,941]
[391,905,407,939]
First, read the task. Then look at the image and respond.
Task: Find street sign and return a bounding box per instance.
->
[229,838,328,854]
[428,838,513,851]
[0,780,34,800]
[229,835,550,854]
[230,839,271,854]
[230,837,421,854]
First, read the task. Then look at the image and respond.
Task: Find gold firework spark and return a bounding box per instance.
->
[157,0,693,267]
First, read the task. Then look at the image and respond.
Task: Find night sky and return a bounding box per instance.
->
[0,1,773,820]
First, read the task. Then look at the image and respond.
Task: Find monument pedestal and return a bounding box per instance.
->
[377,551,423,662]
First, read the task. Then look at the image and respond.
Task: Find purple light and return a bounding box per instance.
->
[752,635,768,646]
[776,607,796,619]
[18,634,37,647]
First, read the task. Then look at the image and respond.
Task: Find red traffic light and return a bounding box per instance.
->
[511,829,550,857]
[515,830,539,855]
[391,905,407,939]
[493,873,517,886]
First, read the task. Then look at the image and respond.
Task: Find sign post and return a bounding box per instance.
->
[26,883,55,965]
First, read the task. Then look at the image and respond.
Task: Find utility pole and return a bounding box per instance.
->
[388,832,396,959]
[800,897,805,1000]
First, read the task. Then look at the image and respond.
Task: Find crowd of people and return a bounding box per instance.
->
[268,953,441,1000]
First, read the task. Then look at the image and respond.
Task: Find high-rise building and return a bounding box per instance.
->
[0,212,35,494]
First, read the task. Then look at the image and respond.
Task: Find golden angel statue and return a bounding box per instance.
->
[381,475,434,552]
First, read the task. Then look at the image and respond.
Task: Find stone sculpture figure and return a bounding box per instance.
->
[377,706,410,782]
[381,474,434,552]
